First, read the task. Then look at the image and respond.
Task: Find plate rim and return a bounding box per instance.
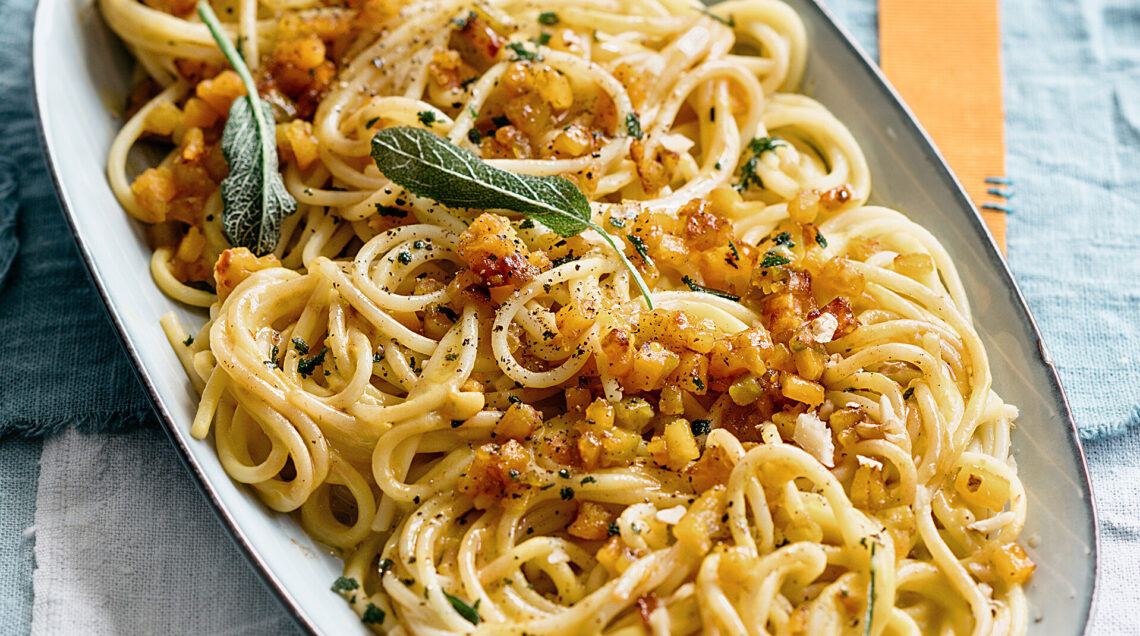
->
[793,2,1098,630]
[29,2,324,634]
[29,0,1097,633]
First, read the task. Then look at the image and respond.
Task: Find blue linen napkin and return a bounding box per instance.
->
[0,0,155,438]
[1002,0,1140,439]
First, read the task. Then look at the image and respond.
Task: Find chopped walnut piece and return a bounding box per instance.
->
[568,501,613,540]
[456,213,540,286]
[630,139,678,194]
[457,440,532,508]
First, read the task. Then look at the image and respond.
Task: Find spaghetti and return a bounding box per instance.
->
[102,0,1035,633]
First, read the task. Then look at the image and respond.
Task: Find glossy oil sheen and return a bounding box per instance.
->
[32,0,1096,633]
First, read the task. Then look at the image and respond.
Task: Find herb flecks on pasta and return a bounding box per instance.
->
[104,0,1034,633]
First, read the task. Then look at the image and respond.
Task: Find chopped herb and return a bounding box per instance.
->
[693,4,735,27]
[291,337,309,354]
[864,542,877,636]
[736,161,762,191]
[492,114,510,128]
[608,217,626,228]
[467,128,483,145]
[627,234,654,268]
[533,32,551,46]
[631,522,641,534]
[816,230,828,248]
[736,136,785,192]
[758,251,792,268]
[445,352,459,361]
[331,576,359,592]
[607,522,620,536]
[519,218,535,229]
[362,603,386,624]
[298,347,328,377]
[506,41,541,61]
[559,487,575,500]
[625,113,644,139]
[397,251,413,265]
[413,239,426,249]
[727,240,740,262]
[748,136,786,156]
[681,275,740,301]
[373,352,383,363]
[508,469,520,480]
[365,116,381,129]
[902,387,915,400]
[714,161,722,170]
[773,231,795,248]
[580,476,597,484]
[451,419,464,428]
[444,592,482,625]
[375,205,407,217]
[268,344,279,365]
[693,377,705,391]
[437,305,459,321]
[691,419,711,436]
[558,469,570,478]
[369,127,655,307]
[182,335,194,347]
[379,558,395,573]
[451,12,472,28]
[550,253,580,268]
[507,395,522,406]
[538,11,559,25]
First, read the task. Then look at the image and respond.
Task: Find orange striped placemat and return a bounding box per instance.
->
[878,0,1008,252]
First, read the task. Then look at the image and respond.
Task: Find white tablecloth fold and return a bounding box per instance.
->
[31,427,300,636]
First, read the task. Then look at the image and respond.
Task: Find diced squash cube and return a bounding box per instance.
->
[494,402,541,440]
[195,70,246,115]
[990,542,1036,585]
[780,373,825,407]
[673,485,726,555]
[954,465,1011,511]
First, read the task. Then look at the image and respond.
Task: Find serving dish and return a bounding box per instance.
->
[31,0,1097,632]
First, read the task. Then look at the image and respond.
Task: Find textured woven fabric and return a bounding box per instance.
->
[0,439,39,636]
[0,0,154,438]
[1084,427,1140,633]
[1003,0,1140,439]
[31,428,299,636]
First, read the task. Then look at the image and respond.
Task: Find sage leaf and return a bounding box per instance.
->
[370,127,655,308]
[371,127,591,236]
[219,99,297,254]
[197,1,297,256]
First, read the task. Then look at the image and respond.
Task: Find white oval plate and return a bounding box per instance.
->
[32,0,1097,633]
